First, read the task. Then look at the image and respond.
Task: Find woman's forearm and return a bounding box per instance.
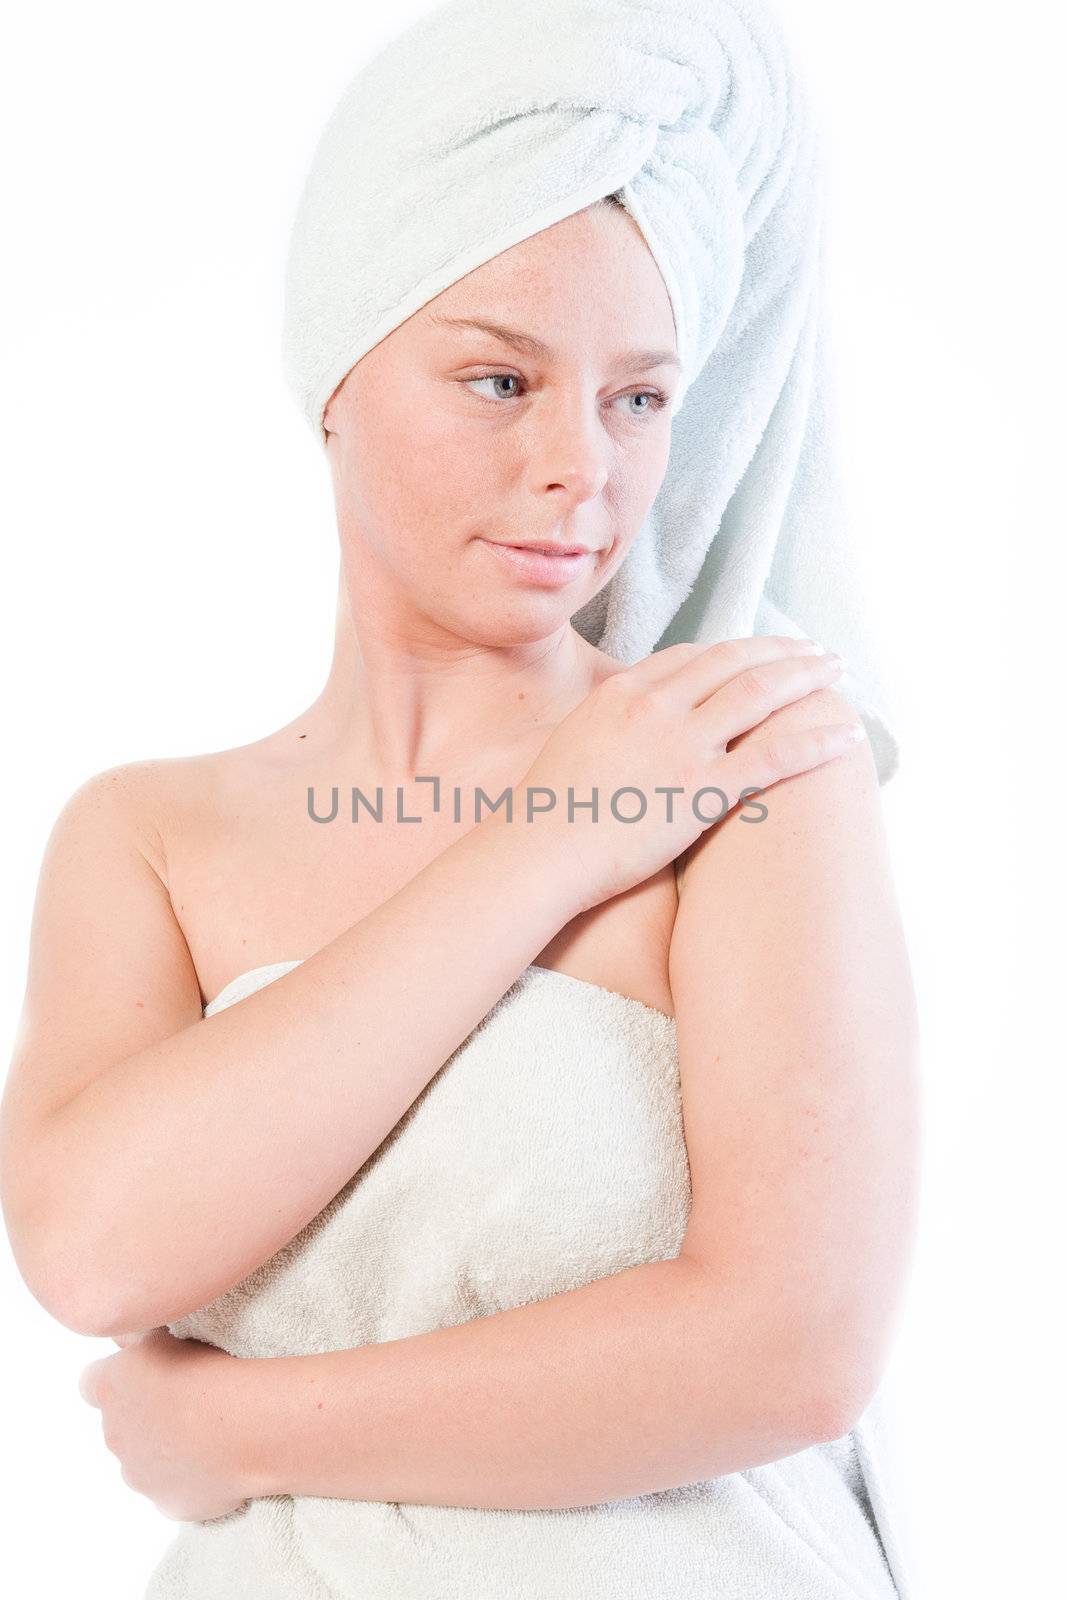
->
[236,1256,829,1513]
[36,814,582,1337]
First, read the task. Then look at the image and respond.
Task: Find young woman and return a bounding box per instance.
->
[1,3,920,1596]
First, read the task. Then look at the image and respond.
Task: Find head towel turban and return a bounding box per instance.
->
[281,0,901,784]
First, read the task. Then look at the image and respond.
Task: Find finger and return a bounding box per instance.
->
[626,634,825,693]
[694,650,844,743]
[716,716,866,800]
[681,638,832,710]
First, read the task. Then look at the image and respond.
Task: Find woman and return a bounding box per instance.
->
[1,1,919,1596]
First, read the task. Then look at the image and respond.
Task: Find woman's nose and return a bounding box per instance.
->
[528,397,611,501]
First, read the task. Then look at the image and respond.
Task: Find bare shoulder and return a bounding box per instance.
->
[53,757,179,875]
[52,749,237,890]
[71,708,311,865]
[21,749,232,1012]
[19,737,272,1029]
[673,682,878,895]
[1,741,270,1150]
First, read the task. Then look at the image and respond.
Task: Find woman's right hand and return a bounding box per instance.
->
[509,635,863,914]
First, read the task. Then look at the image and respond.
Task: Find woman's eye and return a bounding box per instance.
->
[463,374,668,417]
[465,374,523,402]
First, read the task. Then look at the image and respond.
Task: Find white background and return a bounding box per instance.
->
[1,2,1062,1594]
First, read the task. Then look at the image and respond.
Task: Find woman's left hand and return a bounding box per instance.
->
[78,1326,258,1522]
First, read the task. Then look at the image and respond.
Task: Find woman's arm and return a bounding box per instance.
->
[227,1254,832,1513]
[213,686,918,1516]
[1,771,583,1339]
[670,682,922,1418]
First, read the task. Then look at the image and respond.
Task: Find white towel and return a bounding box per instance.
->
[147,961,912,1598]
[280,0,900,783]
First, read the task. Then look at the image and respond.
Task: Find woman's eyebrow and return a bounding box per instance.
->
[426,312,681,373]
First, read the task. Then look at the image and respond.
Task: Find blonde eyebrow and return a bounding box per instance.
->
[426,313,682,375]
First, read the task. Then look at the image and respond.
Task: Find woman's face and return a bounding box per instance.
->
[323,200,681,649]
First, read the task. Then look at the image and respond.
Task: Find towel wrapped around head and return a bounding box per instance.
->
[281,0,901,783]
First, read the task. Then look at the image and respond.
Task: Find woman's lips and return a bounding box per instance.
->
[479,539,594,587]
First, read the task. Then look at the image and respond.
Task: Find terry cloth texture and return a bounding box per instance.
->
[280,0,901,781]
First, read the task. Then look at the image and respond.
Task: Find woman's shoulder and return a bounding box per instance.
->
[46,757,185,887]
[53,738,276,887]
[84,711,315,807]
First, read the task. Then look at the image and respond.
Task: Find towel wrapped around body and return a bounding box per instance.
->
[144,962,915,1599]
